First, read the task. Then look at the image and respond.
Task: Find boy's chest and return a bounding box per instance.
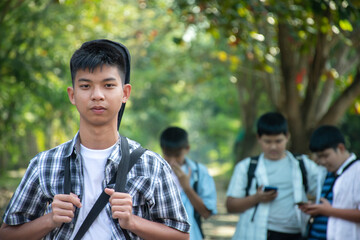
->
[265,158,293,188]
[332,173,355,207]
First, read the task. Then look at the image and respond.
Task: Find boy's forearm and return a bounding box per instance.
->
[0,213,56,240]
[226,195,259,213]
[326,207,360,222]
[183,187,212,219]
[128,215,189,240]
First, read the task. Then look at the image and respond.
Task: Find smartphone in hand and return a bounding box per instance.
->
[263,186,278,192]
[295,201,308,206]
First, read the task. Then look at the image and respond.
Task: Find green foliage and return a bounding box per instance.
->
[171,0,360,156]
[2,0,359,175]
[0,0,242,174]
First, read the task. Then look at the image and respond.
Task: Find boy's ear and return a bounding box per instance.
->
[337,143,346,152]
[286,133,291,140]
[67,87,75,105]
[122,84,131,103]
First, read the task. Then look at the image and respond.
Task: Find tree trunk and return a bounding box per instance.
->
[233,64,263,162]
[320,67,360,125]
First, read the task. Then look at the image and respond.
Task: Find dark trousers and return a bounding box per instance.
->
[267,230,302,240]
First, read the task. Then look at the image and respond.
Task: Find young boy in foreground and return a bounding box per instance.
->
[300,125,360,240]
[0,39,190,240]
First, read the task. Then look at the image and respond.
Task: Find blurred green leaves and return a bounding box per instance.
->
[2,0,360,173]
[0,0,241,172]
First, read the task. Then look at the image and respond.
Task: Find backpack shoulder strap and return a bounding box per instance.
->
[72,136,146,240]
[294,154,308,193]
[192,161,205,238]
[64,156,71,195]
[245,156,259,196]
[193,161,200,192]
[64,151,76,195]
[115,136,146,192]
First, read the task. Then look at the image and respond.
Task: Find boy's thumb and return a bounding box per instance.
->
[104,188,115,196]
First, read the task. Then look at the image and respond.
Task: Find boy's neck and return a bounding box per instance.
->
[335,151,351,172]
[79,125,119,150]
[180,158,186,165]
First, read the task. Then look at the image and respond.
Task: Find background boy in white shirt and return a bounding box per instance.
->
[300,125,360,240]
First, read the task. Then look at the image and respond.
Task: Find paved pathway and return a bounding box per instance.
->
[201,178,238,239]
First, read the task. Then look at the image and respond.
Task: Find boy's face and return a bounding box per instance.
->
[257,133,289,160]
[67,65,131,129]
[162,147,189,166]
[314,145,346,172]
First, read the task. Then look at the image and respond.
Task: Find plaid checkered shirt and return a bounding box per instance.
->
[2,133,190,239]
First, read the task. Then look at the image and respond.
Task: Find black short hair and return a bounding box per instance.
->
[309,125,345,152]
[160,127,189,151]
[70,39,130,86]
[257,112,288,136]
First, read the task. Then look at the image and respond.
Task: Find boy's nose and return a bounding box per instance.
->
[91,87,105,100]
[269,143,277,149]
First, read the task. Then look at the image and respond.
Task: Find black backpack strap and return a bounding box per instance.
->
[64,151,76,194]
[115,136,131,192]
[71,136,146,240]
[192,161,205,239]
[340,159,359,175]
[294,154,308,193]
[64,156,71,195]
[245,156,259,222]
[245,156,259,196]
[73,191,112,240]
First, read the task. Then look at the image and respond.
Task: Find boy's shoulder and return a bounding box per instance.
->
[126,137,171,170]
[33,137,75,163]
[235,152,312,169]
[185,158,214,173]
[341,159,360,176]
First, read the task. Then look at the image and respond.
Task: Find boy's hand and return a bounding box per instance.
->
[51,193,82,227]
[254,185,278,203]
[299,198,331,216]
[105,188,134,230]
[170,161,191,190]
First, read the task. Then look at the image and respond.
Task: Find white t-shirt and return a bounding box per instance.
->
[70,143,115,240]
[264,156,299,233]
[327,154,360,240]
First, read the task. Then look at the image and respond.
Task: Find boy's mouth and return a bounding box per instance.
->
[91,106,106,114]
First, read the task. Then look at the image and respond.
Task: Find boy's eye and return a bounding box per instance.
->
[105,83,116,88]
[80,84,90,89]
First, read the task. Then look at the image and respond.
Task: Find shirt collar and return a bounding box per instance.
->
[108,137,122,164]
[64,132,122,162]
[336,153,357,176]
[62,132,80,158]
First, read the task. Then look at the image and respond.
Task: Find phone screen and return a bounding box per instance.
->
[263,186,278,192]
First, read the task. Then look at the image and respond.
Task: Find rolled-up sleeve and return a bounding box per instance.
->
[151,163,190,232]
[2,156,48,225]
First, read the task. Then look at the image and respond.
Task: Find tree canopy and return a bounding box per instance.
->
[1,0,360,173]
[172,0,360,157]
